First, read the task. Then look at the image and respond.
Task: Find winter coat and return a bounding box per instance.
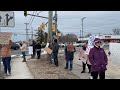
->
[36,44,41,52]
[89,46,108,72]
[66,45,76,61]
[53,43,59,54]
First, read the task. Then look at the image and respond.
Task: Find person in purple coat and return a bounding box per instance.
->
[89,38,108,79]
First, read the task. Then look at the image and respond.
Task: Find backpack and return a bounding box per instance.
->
[67,44,74,52]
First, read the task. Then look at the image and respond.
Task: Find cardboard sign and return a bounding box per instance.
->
[0,32,12,44]
[43,47,52,54]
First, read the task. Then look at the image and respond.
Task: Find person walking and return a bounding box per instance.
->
[79,42,91,73]
[52,39,59,66]
[20,41,27,62]
[36,41,41,60]
[1,40,12,77]
[65,42,76,70]
[89,38,108,79]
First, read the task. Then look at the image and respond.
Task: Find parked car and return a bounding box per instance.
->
[11,42,20,50]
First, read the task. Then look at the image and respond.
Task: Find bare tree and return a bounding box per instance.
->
[113,28,120,35]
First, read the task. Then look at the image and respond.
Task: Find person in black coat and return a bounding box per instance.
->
[52,39,59,66]
[36,42,41,59]
[32,40,36,58]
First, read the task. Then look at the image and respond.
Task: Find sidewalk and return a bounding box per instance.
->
[5,56,34,79]
[5,49,46,79]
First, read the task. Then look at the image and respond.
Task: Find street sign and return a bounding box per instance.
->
[0,11,15,27]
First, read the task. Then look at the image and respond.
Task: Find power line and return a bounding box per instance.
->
[28,11,35,25]
[28,11,37,29]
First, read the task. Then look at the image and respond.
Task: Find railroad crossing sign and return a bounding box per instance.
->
[0,11,15,27]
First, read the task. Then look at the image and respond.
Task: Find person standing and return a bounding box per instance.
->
[36,41,41,59]
[31,40,36,59]
[53,39,59,66]
[65,42,76,70]
[48,41,54,64]
[79,42,91,73]
[20,41,27,62]
[89,38,108,79]
[1,40,12,77]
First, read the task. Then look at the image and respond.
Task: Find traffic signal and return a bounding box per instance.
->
[24,11,27,17]
[39,22,45,30]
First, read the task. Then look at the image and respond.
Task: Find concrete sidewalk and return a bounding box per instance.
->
[5,49,47,79]
[5,57,34,79]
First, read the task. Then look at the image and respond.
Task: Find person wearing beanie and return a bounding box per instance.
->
[89,38,108,79]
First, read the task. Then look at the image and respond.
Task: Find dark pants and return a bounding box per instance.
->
[82,62,91,72]
[37,50,41,59]
[53,53,58,66]
[50,53,54,64]
[65,59,73,69]
[22,52,26,61]
[2,57,11,74]
[32,49,36,58]
[91,71,105,79]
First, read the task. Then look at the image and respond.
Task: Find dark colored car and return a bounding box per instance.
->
[11,42,20,50]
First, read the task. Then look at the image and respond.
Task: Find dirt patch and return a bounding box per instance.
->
[27,54,79,79]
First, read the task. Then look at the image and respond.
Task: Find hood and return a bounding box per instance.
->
[94,38,101,48]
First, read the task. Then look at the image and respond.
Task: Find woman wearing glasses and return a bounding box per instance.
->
[89,38,108,79]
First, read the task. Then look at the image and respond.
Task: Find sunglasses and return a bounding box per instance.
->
[96,41,102,43]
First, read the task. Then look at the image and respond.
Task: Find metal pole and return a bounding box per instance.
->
[31,27,33,41]
[48,11,53,43]
[55,11,57,36]
[81,17,86,42]
[81,19,83,42]
[24,23,29,43]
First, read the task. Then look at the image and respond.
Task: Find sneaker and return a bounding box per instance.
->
[89,76,93,79]
[22,60,26,62]
[81,71,85,73]
[7,73,11,76]
[64,67,68,69]
[4,74,7,78]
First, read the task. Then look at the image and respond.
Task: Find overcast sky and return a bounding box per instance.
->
[1,11,120,41]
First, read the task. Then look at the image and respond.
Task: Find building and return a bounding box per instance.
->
[78,35,120,43]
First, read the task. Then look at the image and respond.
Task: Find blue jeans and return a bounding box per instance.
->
[50,53,54,64]
[22,52,26,61]
[65,59,73,69]
[2,57,11,74]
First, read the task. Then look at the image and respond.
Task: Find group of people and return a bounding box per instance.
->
[0,37,108,79]
[79,38,108,79]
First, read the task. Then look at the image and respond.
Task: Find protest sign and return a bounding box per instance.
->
[0,32,12,44]
[43,47,52,54]
[28,46,33,55]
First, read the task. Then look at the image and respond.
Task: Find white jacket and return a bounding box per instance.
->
[20,43,27,52]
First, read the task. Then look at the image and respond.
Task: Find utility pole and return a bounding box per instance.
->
[48,11,53,43]
[55,11,57,36]
[31,27,33,41]
[24,23,29,43]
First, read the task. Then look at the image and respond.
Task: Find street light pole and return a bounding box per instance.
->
[81,17,86,42]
